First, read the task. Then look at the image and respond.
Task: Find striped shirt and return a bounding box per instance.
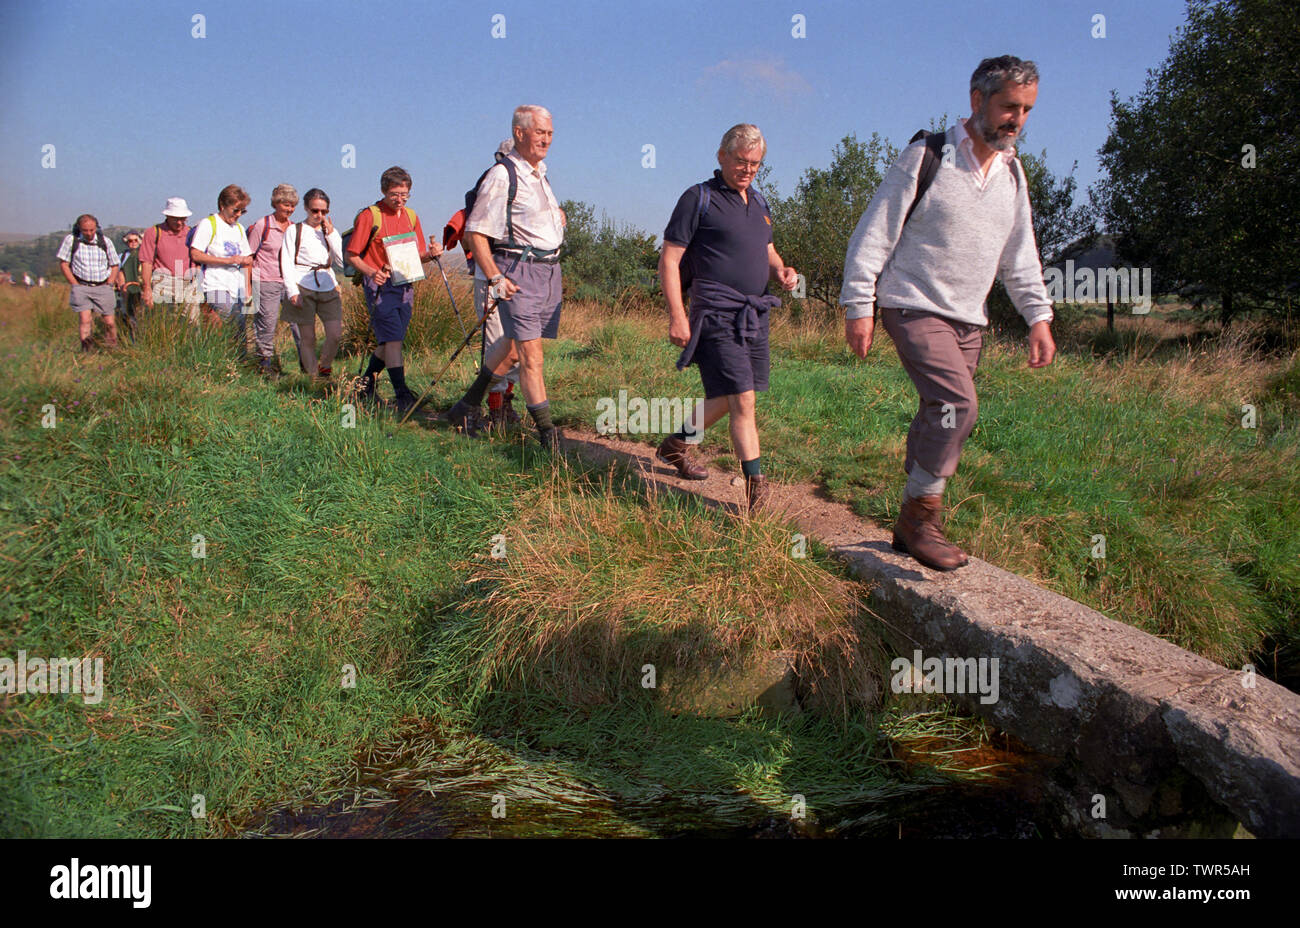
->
[57,233,120,284]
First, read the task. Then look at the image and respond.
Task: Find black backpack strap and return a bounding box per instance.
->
[498,153,519,248]
[292,222,304,267]
[904,130,947,226]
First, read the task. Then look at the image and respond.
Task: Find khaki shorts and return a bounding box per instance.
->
[282,288,343,326]
[150,270,203,321]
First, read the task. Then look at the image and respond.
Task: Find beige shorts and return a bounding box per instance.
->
[150,270,203,321]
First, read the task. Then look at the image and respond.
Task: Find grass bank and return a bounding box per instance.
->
[1,284,985,837]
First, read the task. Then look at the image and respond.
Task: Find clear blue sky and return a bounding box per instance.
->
[0,0,1188,240]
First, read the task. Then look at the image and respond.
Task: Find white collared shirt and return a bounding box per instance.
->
[956,117,1016,191]
[464,148,565,262]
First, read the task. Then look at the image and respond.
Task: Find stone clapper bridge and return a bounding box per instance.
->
[555,428,1300,839]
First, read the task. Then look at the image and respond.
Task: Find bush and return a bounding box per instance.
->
[560,200,660,306]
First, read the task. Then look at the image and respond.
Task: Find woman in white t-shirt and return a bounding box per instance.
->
[190,184,254,351]
[280,188,345,380]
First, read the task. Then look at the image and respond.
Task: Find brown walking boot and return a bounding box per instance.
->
[746,474,770,514]
[891,494,969,571]
[656,434,708,480]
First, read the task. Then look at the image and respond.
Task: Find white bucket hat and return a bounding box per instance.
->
[162,197,192,218]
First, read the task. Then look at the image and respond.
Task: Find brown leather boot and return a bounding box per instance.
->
[746,474,770,514]
[656,434,708,480]
[891,494,969,571]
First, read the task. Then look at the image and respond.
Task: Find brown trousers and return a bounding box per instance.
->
[880,308,983,479]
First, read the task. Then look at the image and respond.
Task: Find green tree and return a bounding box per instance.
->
[1093,0,1300,325]
[766,132,898,310]
[559,199,660,305]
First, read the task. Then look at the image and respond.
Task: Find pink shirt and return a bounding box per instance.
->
[139,222,194,277]
[248,214,291,283]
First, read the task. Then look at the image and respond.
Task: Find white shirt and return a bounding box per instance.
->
[280,223,344,298]
[465,148,564,267]
[191,214,252,296]
[956,117,1016,191]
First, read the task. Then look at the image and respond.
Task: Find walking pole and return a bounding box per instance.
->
[433,254,470,339]
[399,296,496,425]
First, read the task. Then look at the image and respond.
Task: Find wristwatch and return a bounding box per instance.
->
[489,274,504,285]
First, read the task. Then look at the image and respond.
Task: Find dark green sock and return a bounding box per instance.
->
[462,368,503,408]
[528,401,553,431]
[741,456,762,477]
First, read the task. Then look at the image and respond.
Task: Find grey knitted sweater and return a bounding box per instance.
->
[840,123,1053,327]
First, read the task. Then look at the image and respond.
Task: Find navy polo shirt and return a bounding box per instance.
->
[664,170,773,296]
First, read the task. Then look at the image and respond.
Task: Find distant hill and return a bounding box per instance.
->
[0,226,139,279]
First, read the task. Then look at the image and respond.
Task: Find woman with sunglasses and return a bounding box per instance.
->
[280,188,345,380]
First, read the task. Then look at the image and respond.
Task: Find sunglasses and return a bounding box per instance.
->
[308,207,329,215]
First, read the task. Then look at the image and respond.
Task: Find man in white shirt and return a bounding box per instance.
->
[841,56,1056,571]
[443,104,567,450]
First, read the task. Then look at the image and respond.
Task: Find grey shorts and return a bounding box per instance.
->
[282,288,343,326]
[204,291,250,319]
[494,255,562,341]
[70,284,116,315]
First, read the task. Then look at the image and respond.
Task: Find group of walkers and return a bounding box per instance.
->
[55,57,1060,573]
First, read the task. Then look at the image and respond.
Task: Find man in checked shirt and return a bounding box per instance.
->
[57,214,124,353]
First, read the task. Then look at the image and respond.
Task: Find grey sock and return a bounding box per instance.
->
[904,464,947,500]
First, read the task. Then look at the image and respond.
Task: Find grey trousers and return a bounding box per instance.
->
[251,280,297,360]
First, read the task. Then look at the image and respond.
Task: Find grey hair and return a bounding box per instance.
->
[970,56,1039,99]
[512,105,552,130]
[271,183,299,206]
[498,138,515,156]
[718,123,766,158]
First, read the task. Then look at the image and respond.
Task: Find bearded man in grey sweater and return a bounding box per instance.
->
[841,55,1057,572]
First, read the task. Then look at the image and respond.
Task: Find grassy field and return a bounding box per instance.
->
[0,279,1295,837]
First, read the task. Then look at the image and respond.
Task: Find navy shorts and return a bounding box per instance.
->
[363,278,414,343]
[692,312,770,399]
[494,255,562,341]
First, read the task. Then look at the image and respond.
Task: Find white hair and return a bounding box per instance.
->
[718,123,766,158]
[512,104,553,130]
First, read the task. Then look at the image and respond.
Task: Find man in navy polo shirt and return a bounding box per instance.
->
[657,123,799,513]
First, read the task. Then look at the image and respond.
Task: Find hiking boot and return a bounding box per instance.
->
[395,393,420,418]
[79,337,95,354]
[746,474,770,514]
[656,434,708,480]
[259,358,281,380]
[104,331,119,350]
[358,374,378,406]
[442,399,477,433]
[489,397,522,428]
[891,494,969,571]
[537,425,564,452]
